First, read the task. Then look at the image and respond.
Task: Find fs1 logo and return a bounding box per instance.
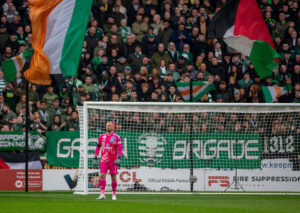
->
[208,176,230,187]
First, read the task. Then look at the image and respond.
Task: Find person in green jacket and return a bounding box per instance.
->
[151,43,172,69]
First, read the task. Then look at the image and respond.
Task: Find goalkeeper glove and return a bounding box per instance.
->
[93,156,98,168]
[114,156,121,166]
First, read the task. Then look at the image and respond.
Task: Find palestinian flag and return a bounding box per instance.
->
[208,0,280,79]
[0,152,42,169]
[1,49,33,82]
[174,81,216,102]
[24,0,92,85]
[262,86,287,103]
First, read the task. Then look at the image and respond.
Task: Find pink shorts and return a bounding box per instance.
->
[100,161,118,175]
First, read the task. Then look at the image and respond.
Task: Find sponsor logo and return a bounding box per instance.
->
[119,171,142,183]
[208,176,230,187]
[110,136,116,143]
[15,180,22,188]
[137,133,167,166]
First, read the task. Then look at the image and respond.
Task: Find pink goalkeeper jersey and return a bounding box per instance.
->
[94,133,122,163]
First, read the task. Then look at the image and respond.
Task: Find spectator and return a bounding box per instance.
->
[66,110,79,131]
[2,82,17,111]
[50,114,66,131]
[15,94,25,114]
[238,72,253,91]
[43,85,58,107]
[2,103,16,127]
[0,24,9,52]
[158,20,173,48]
[151,43,172,69]
[177,43,193,63]
[0,70,6,93]
[247,83,265,103]
[171,24,191,51]
[151,14,162,36]
[118,19,131,43]
[30,111,47,133]
[128,45,145,73]
[38,100,51,128]
[142,32,159,58]
[132,14,148,42]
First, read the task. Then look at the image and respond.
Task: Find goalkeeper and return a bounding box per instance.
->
[93,121,123,200]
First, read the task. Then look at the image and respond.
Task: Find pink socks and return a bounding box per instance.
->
[111,180,117,195]
[100,178,117,195]
[100,178,106,194]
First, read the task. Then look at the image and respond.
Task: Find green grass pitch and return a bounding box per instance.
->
[0,192,299,213]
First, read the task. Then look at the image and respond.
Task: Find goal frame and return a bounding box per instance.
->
[75,102,300,195]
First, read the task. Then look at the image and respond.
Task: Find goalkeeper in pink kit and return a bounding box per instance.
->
[93,121,123,200]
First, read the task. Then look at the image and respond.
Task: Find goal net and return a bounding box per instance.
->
[75,102,300,194]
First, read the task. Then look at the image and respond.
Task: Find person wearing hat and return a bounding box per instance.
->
[232,89,242,103]
[142,31,159,58]
[115,56,129,73]
[216,94,223,103]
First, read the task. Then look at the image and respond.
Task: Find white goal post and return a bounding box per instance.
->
[75,102,300,195]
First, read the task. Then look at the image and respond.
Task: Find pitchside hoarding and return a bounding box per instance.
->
[42,162,300,192]
[46,131,261,169]
[0,170,42,191]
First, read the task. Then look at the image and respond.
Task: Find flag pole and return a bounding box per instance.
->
[189,78,194,192]
[22,55,32,193]
[25,77,29,192]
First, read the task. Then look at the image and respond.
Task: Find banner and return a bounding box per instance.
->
[0,131,46,151]
[46,131,80,168]
[46,131,261,169]
[262,134,299,159]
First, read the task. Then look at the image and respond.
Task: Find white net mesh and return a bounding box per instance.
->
[75,102,300,194]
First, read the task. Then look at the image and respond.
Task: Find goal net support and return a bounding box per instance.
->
[75,102,300,194]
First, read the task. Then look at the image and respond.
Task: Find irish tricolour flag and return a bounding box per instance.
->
[262,86,287,103]
[24,0,92,85]
[175,81,216,102]
[208,0,280,79]
[1,49,33,82]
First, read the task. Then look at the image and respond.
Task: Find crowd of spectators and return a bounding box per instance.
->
[0,0,299,133]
